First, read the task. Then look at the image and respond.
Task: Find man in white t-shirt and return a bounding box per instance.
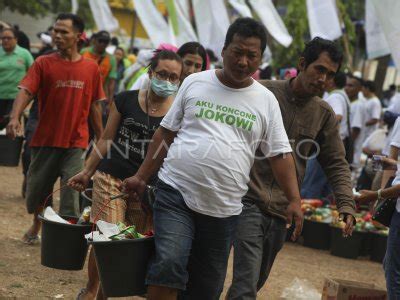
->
[122,18,302,300]
[325,72,351,141]
[345,75,366,170]
[362,80,382,139]
[356,117,400,298]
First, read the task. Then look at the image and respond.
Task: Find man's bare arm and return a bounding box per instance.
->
[89,101,104,140]
[6,89,33,139]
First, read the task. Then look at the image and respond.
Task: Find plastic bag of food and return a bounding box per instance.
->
[77,206,91,224]
[43,207,69,224]
[281,278,321,300]
[109,224,145,240]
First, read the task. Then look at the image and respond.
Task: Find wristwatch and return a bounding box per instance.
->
[377,189,383,202]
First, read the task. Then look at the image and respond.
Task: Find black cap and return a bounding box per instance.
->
[95,30,110,41]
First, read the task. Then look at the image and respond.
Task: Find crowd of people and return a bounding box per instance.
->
[1,11,399,300]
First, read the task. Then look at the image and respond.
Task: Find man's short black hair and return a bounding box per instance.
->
[301,37,343,71]
[94,30,111,42]
[348,74,363,86]
[334,71,347,89]
[56,13,85,33]
[224,17,267,54]
[363,80,376,93]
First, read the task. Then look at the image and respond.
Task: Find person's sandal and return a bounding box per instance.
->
[76,288,88,300]
[22,233,40,245]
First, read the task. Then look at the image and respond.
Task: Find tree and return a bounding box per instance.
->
[271,0,362,71]
[271,0,308,69]
[0,0,52,17]
[0,0,95,28]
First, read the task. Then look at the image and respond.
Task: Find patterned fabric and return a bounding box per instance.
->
[90,171,152,233]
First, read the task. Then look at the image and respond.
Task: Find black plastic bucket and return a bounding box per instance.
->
[91,237,155,297]
[330,227,364,259]
[39,214,92,270]
[302,219,331,250]
[370,233,387,263]
[0,135,23,166]
[359,231,372,257]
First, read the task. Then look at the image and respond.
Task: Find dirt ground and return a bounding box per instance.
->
[0,165,386,299]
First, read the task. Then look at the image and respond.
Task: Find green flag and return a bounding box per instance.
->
[165,0,179,36]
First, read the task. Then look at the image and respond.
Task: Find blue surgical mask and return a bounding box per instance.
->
[150,77,179,97]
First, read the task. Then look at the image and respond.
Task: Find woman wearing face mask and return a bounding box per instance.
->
[68,50,183,300]
[129,41,208,91]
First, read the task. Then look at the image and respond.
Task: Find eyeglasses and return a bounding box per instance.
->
[154,71,180,84]
[1,37,14,41]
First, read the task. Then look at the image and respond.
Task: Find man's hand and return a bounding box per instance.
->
[341,214,355,237]
[121,175,147,201]
[286,201,303,241]
[68,171,92,192]
[6,118,21,139]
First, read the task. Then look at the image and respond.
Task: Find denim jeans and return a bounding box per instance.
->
[385,209,400,299]
[227,200,287,299]
[146,180,238,300]
[301,157,333,200]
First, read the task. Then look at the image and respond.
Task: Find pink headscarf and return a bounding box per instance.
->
[156,43,178,52]
[284,68,297,79]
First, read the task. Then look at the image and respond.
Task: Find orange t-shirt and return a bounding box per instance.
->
[19,52,106,149]
[81,47,117,87]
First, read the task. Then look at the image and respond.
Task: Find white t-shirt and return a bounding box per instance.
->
[351,99,367,167]
[325,90,350,140]
[387,118,400,212]
[388,93,400,114]
[361,128,387,152]
[388,92,400,108]
[382,96,400,156]
[158,70,292,218]
[364,96,382,138]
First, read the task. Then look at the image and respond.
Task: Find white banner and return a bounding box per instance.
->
[370,0,400,69]
[248,0,292,47]
[88,0,119,32]
[229,0,253,18]
[306,0,342,40]
[192,0,230,58]
[71,0,78,14]
[132,0,171,47]
[173,0,198,46]
[365,0,390,59]
[176,0,190,20]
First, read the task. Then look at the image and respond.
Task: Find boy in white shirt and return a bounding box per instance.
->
[326,72,351,141]
[345,75,366,169]
[362,80,382,139]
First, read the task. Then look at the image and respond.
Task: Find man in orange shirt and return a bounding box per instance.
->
[81,31,117,106]
[7,13,105,244]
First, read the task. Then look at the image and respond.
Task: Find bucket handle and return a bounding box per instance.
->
[40,178,136,240]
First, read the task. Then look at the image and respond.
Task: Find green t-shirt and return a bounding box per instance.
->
[0,45,34,99]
